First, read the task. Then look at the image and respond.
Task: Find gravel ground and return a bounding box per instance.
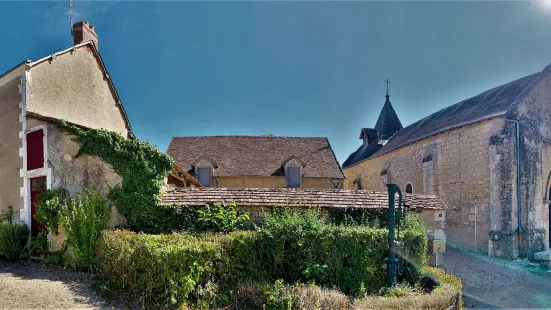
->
[0,259,117,309]
[441,247,551,309]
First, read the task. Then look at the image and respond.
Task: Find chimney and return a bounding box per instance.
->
[72,21,99,49]
[360,128,379,147]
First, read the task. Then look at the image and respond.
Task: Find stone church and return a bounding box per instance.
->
[343,64,551,259]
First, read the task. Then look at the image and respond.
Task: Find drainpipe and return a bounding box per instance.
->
[506,119,524,242]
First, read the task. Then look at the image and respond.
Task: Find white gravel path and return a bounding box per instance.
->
[441,247,551,309]
[0,259,117,309]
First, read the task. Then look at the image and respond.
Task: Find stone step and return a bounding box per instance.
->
[533,250,551,268]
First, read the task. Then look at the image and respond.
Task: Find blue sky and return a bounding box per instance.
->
[1,1,551,164]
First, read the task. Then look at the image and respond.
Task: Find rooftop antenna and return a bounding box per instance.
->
[69,0,74,35]
[385,78,391,96]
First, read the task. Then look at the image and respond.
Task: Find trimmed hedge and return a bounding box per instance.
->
[98,218,428,308]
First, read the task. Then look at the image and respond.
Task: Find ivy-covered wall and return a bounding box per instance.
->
[59,121,174,233]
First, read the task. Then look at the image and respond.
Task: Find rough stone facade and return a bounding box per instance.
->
[344,65,551,259]
[345,119,503,255]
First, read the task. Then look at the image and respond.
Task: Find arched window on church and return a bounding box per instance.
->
[353,176,363,190]
[405,183,413,194]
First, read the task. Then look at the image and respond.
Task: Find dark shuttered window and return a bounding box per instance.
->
[286,167,301,188]
[26,129,44,171]
[197,167,212,187]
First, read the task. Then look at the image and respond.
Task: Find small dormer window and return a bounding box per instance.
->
[196,167,212,187]
[286,167,301,188]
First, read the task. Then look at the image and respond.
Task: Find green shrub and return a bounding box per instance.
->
[98,230,221,308]
[60,188,110,268]
[34,189,64,234]
[24,230,49,258]
[0,206,14,223]
[0,221,30,260]
[197,202,250,233]
[97,209,430,308]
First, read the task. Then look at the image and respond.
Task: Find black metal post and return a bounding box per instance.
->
[386,183,402,288]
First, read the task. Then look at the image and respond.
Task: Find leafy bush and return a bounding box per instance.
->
[60,188,110,268]
[97,208,431,308]
[256,220,388,296]
[0,206,14,223]
[197,202,250,233]
[34,189,64,234]
[98,230,220,308]
[329,207,384,227]
[25,229,49,258]
[0,221,30,260]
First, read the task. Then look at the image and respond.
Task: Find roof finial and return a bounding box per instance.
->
[69,0,74,35]
[385,78,391,97]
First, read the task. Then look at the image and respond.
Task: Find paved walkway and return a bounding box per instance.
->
[0,259,114,309]
[441,247,551,309]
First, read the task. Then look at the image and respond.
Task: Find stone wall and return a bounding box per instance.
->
[0,79,23,218]
[27,47,128,136]
[344,118,505,254]
[26,119,125,230]
[505,67,551,258]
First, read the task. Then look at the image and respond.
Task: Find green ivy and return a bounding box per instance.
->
[59,121,174,233]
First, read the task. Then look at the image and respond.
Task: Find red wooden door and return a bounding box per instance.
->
[30,177,47,237]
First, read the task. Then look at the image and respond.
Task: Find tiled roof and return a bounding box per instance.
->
[344,70,544,168]
[161,187,446,210]
[371,72,542,158]
[166,136,345,179]
[342,143,382,168]
[374,95,403,140]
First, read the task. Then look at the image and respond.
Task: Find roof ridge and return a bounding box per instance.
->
[170,135,328,139]
[344,69,545,168]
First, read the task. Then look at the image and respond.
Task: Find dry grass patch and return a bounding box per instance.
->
[230,267,461,310]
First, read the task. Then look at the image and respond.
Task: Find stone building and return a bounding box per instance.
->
[0,21,131,235]
[343,65,551,259]
[167,136,345,189]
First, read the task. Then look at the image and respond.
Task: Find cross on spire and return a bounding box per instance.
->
[385,78,391,96]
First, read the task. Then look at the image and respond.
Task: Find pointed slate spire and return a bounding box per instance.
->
[374,81,402,140]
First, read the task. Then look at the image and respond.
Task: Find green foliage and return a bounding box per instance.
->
[59,121,174,233]
[0,221,30,260]
[0,206,14,223]
[25,230,49,258]
[263,280,293,310]
[252,209,388,297]
[398,212,428,284]
[35,189,64,234]
[60,188,110,268]
[96,208,430,308]
[329,207,384,227]
[98,230,220,308]
[197,202,250,233]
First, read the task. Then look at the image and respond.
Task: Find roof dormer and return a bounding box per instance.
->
[282,155,305,188]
